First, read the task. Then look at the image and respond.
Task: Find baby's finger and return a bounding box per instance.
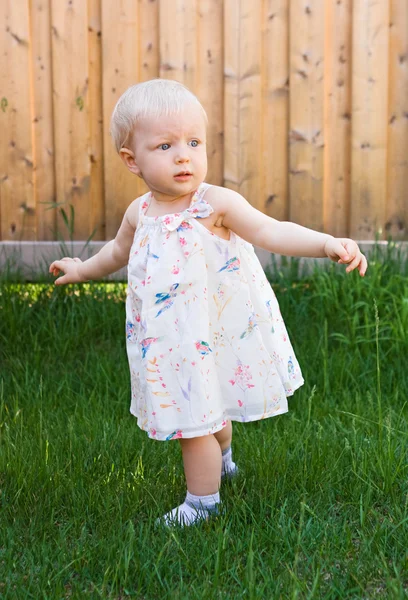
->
[50,260,66,277]
[335,242,351,262]
[49,260,61,272]
[55,273,70,286]
[49,261,59,274]
[346,253,362,273]
[344,240,357,258]
[359,254,368,276]
[338,253,353,265]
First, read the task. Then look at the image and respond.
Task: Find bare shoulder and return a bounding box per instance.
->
[203,183,278,246]
[203,184,244,218]
[124,195,145,230]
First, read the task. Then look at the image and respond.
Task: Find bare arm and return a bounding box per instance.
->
[49,199,139,284]
[79,208,135,280]
[80,238,126,281]
[212,187,367,275]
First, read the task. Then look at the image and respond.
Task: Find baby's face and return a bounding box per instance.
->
[130,103,207,200]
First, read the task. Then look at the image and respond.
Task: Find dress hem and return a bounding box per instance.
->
[130,377,305,441]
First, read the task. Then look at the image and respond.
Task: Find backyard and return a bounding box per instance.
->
[1,247,407,599]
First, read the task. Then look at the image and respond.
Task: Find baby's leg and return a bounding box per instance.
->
[180,434,221,495]
[214,419,232,451]
[158,434,222,527]
[214,420,239,479]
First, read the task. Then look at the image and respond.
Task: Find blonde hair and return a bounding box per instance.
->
[110,79,208,153]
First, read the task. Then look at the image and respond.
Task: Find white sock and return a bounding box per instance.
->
[159,490,221,527]
[221,446,237,476]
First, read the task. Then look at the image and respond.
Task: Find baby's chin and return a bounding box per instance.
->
[148,178,204,198]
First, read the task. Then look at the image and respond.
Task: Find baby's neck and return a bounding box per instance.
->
[146,188,199,217]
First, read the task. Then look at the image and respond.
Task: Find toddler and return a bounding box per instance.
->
[49,79,367,527]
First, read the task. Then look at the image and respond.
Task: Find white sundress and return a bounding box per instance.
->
[125,182,304,441]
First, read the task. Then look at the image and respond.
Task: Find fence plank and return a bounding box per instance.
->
[102,0,140,239]
[51,0,92,241]
[323,0,352,238]
[0,0,36,241]
[194,0,224,186]
[238,0,262,208]
[183,0,198,91]
[223,0,240,192]
[385,0,408,240]
[350,0,389,239]
[224,0,263,205]
[289,0,325,232]
[262,0,290,221]
[159,0,186,82]
[137,0,160,197]
[31,0,56,241]
[88,0,105,241]
[140,0,159,83]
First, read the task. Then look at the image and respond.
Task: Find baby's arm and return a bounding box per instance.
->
[211,187,367,276]
[49,199,139,285]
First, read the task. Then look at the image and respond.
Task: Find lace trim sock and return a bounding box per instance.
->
[159,490,221,527]
[221,446,238,478]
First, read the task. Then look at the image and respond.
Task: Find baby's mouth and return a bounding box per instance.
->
[174,172,193,180]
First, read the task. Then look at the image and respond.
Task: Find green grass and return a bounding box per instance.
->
[1,250,408,599]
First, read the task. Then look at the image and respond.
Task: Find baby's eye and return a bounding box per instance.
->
[158,143,170,150]
[189,140,199,147]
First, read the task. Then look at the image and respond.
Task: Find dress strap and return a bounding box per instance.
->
[193,182,215,215]
[196,182,212,199]
[136,192,151,230]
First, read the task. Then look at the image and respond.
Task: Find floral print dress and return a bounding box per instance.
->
[125,182,304,440]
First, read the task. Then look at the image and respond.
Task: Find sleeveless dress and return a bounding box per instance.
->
[125,182,304,440]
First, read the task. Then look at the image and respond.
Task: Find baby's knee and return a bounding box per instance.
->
[178,433,215,451]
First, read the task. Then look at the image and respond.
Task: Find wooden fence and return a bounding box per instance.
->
[1,0,407,243]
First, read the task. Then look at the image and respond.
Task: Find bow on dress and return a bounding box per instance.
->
[160,196,214,233]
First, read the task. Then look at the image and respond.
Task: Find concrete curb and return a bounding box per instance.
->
[0,240,406,280]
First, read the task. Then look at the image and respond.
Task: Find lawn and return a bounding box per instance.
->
[0,247,407,599]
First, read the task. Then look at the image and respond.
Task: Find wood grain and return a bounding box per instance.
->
[0,0,407,242]
[289,1,325,232]
[350,0,389,239]
[385,0,408,240]
[323,0,352,238]
[0,0,35,241]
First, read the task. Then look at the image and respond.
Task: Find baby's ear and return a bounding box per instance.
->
[119,147,142,177]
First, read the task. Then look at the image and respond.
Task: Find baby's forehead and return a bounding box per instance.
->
[136,109,206,137]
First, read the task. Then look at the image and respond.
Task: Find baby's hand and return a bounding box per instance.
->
[49,257,85,285]
[324,237,368,276]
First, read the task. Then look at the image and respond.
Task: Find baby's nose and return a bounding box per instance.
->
[176,154,190,163]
